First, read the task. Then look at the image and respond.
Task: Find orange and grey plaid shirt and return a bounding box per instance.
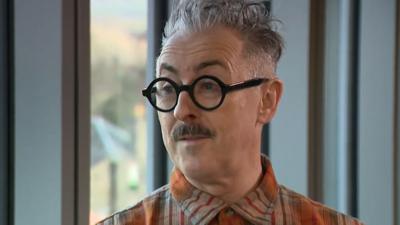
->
[97,155,364,225]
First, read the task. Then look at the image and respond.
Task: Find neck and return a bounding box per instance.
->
[185,155,263,204]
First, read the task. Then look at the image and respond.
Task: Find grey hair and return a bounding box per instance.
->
[162,0,284,72]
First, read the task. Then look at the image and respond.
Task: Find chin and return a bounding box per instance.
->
[182,164,214,181]
[177,153,211,177]
[170,140,219,178]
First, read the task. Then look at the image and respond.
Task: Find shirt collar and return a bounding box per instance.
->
[170,154,279,225]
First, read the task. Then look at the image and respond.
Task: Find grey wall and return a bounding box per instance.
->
[322,0,359,215]
[358,0,397,224]
[12,0,90,224]
[270,0,311,196]
[13,0,63,223]
[269,0,399,224]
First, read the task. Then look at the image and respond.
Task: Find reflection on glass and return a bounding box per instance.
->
[90,0,147,224]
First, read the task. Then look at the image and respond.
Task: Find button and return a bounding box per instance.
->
[224,208,234,216]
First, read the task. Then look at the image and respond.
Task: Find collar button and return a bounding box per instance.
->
[224,208,234,216]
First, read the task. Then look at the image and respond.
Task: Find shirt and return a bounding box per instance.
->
[97,155,364,225]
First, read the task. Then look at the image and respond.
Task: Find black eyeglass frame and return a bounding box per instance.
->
[142,75,270,112]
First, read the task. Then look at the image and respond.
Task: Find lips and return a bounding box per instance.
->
[177,135,210,141]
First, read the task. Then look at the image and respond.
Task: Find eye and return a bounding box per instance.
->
[199,80,218,91]
[203,81,217,90]
[154,81,176,97]
[160,83,174,94]
[195,78,221,97]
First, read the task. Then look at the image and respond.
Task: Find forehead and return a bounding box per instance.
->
[158,27,245,79]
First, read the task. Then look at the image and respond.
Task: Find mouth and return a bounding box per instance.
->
[177,135,211,142]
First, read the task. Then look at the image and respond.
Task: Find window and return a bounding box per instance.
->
[90,0,148,224]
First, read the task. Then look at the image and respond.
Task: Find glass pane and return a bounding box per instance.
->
[90,0,148,224]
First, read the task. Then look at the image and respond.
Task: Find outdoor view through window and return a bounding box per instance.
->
[90,1,148,224]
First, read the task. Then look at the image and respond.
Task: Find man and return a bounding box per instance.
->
[98,0,364,224]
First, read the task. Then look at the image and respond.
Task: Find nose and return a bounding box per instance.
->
[173,91,198,122]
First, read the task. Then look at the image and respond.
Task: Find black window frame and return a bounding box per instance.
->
[0,0,13,224]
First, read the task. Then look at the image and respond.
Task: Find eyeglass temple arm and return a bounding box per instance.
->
[224,78,269,93]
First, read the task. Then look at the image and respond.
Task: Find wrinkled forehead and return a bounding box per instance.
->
[156,27,247,80]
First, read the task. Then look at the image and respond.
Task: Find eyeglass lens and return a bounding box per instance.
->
[150,77,223,111]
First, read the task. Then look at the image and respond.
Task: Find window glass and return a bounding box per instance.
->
[90,1,147,224]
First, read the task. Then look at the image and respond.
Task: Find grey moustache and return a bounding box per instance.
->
[172,123,214,141]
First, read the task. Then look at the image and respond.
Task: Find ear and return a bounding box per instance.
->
[257,79,283,124]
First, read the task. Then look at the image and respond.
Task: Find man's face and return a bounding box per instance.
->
[157,26,269,180]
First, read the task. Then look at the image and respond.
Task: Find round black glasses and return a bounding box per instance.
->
[142,75,269,112]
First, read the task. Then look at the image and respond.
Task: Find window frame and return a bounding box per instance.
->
[146,0,171,191]
[0,0,12,224]
[11,0,90,224]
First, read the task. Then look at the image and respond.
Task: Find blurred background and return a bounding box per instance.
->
[0,0,399,225]
[90,0,147,222]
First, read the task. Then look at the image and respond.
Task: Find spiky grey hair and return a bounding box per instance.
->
[162,0,284,73]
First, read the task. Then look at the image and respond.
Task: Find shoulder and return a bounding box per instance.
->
[277,185,364,225]
[96,185,171,225]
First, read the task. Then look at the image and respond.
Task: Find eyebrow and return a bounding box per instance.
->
[158,59,228,77]
[159,63,179,75]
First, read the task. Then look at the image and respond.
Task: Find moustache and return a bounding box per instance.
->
[172,123,215,142]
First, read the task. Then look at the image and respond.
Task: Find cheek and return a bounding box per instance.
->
[216,94,258,136]
[158,113,174,140]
